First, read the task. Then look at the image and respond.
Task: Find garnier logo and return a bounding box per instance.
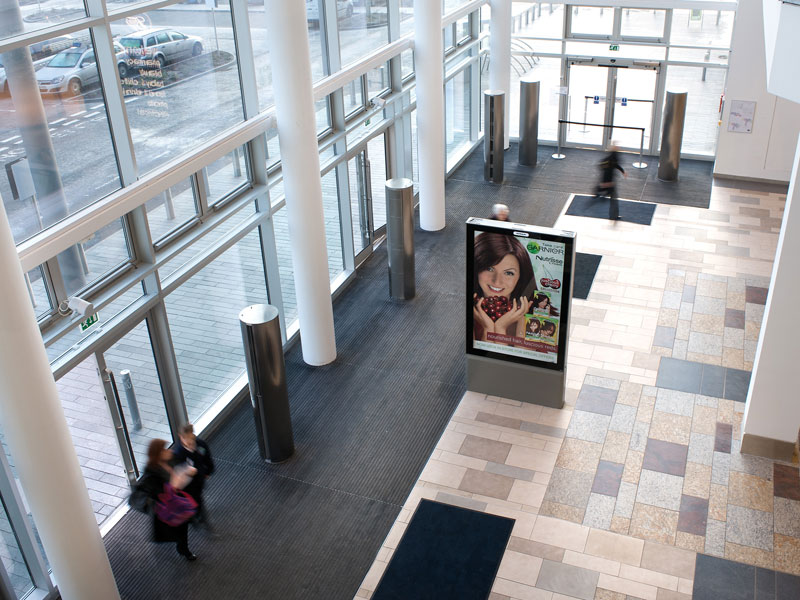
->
[527,241,540,254]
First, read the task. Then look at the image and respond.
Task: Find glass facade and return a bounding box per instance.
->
[0,0,736,594]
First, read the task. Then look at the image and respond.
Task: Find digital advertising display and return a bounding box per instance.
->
[466,218,575,371]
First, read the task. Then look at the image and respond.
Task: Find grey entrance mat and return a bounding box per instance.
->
[103,160,570,599]
[567,194,657,225]
[451,142,713,209]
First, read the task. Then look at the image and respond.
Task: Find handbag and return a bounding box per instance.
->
[154,483,198,526]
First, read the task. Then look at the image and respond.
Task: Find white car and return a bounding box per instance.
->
[0,35,77,96]
[118,29,203,69]
[35,43,129,96]
[306,0,354,24]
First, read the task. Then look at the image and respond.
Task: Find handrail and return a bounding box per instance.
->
[554,120,648,169]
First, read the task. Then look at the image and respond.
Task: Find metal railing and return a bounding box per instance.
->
[553,120,648,169]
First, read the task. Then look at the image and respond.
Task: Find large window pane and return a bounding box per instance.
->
[0,492,35,598]
[343,78,365,116]
[445,69,472,170]
[513,2,563,39]
[509,57,560,142]
[165,231,268,423]
[670,10,735,47]
[320,170,345,281]
[112,11,245,175]
[664,65,725,156]
[27,265,51,319]
[64,217,132,297]
[147,178,197,243]
[400,0,413,37]
[620,9,666,39]
[207,146,251,206]
[570,6,613,37]
[367,63,390,100]
[339,1,389,68]
[0,1,86,42]
[271,206,298,327]
[0,31,121,245]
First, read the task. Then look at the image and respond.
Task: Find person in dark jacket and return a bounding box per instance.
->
[172,423,215,528]
[596,144,627,220]
[140,438,198,561]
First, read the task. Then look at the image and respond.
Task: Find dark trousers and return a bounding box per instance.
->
[596,183,619,219]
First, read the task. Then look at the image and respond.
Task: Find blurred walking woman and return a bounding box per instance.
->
[140,439,198,561]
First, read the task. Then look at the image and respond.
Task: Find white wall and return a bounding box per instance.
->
[714,0,800,182]
[742,132,800,446]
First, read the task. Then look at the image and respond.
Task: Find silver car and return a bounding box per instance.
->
[35,43,129,96]
[117,29,203,69]
[0,35,77,96]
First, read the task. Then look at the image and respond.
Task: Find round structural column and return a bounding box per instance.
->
[490,0,512,150]
[266,0,336,365]
[0,207,120,598]
[414,0,446,231]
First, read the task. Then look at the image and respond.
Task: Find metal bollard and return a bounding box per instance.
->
[385,178,416,301]
[658,91,688,181]
[119,370,142,431]
[484,90,505,184]
[518,78,540,167]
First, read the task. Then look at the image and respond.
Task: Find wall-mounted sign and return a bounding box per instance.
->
[466,219,575,371]
[727,100,756,133]
[609,44,620,51]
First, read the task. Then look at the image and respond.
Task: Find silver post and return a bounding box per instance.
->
[120,370,142,431]
[633,128,648,168]
[232,147,242,178]
[582,97,588,132]
[164,187,176,220]
[552,121,566,159]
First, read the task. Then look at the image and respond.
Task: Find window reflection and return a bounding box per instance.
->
[147,178,197,243]
[339,1,389,67]
[207,146,251,206]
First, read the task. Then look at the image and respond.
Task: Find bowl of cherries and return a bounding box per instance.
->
[480,296,511,322]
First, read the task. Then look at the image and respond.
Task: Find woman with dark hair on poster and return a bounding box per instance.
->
[532,291,560,317]
[472,232,535,344]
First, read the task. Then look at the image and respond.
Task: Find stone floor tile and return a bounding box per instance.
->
[708,483,728,522]
[507,479,548,508]
[723,327,744,350]
[576,385,620,416]
[653,326,676,349]
[642,438,688,477]
[507,536,566,562]
[773,497,800,537]
[693,295,726,316]
[687,433,714,467]
[435,492,488,512]
[690,405,717,436]
[724,308,745,329]
[584,375,623,391]
[677,494,709,536]
[654,388,695,418]
[629,421,651,453]
[690,313,724,335]
[536,558,600,600]
[636,469,684,511]
[722,347,745,369]
[419,459,467,488]
[615,481,638,519]
[531,515,590,553]
[774,534,800,576]
[745,286,768,305]
[584,493,616,530]
[658,308,679,328]
[592,460,625,497]
[540,500,585,524]
[636,397,655,425]
[602,431,631,465]
[678,302,693,323]
[724,542,774,570]
[491,577,552,600]
[773,464,800,501]
[704,518,726,557]
[622,450,644,485]
[563,550,622,577]
[699,363,726,398]
[610,516,630,535]
[557,437,604,474]
[711,451,730,486]
[520,422,568,439]
[458,468,515,500]
[723,369,752,403]
[629,503,679,545]
[662,291,682,310]
[476,411,523,431]
[694,394,718,408]
[675,319,690,342]
[675,531,705,553]
[618,563,681,592]
[727,471,773,513]
[544,467,594,509]
[617,381,643,407]
[459,434,513,464]
[726,504,774,551]
[488,593,511,600]
[506,445,558,474]
[682,462,712,499]
[682,284,696,303]
[486,462,536,482]
[497,550,544,588]
[655,358,702,394]
[714,422,733,454]
[585,527,644,567]
[649,411,691,445]
[567,410,612,445]
[687,332,723,357]
[609,404,637,435]
[728,450,773,479]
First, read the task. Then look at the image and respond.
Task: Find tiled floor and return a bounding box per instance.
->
[356,178,799,599]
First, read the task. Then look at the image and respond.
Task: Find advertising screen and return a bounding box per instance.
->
[466,219,575,371]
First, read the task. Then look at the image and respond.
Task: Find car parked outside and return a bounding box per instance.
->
[117,29,203,69]
[0,35,79,96]
[306,0,353,24]
[35,43,129,96]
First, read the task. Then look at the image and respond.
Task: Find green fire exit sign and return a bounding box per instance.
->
[80,313,99,332]
[609,44,620,51]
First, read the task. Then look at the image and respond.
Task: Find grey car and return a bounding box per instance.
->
[117,29,203,69]
[35,43,129,96]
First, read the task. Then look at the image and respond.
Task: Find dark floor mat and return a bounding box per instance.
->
[566,194,657,225]
[372,500,514,600]
[573,253,602,300]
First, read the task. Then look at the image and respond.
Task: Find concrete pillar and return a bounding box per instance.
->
[490,0,512,150]
[0,210,119,597]
[266,0,336,365]
[741,133,800,461]
[414,0,446,231]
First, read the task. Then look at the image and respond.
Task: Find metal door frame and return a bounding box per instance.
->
[348,132,390,266]
[562,57,661,153]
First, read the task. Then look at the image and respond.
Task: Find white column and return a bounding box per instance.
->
[0,206,119,599]
[414,0,446,231]
[741,133,800,455]
[490,0,512,150]
[266,0,336,365]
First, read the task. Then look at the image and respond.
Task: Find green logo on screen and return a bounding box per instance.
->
[527,241,540,254]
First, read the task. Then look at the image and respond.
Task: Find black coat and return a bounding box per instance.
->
[172,438,214,502]
[600,151,625,183]
[139,465,187,544]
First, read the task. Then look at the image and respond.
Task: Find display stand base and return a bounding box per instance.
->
[466,354,565,408]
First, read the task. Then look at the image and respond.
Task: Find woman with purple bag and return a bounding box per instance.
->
[138,439,199,561]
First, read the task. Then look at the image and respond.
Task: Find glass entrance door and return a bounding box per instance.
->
[348,134,389,262]
[565,59,659,152]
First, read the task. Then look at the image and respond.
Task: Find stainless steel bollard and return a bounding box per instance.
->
[658,91,688,182]
[385,178,416,301]
[239,304,294,463]
[484,90,505,184]
[119,370,142,431]
[518,78,540,167]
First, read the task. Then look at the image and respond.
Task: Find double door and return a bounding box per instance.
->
[348,134,388,263]
[564,58,660,153]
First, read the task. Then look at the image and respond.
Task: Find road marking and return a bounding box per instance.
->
[1,135,19,142]
[72,110,86,116]
[63,119,79,126]
[91,104,103,110]
[85,111,99,118]
[13,139,23,144]
[0,147,7,153]
[51,118,66,124]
